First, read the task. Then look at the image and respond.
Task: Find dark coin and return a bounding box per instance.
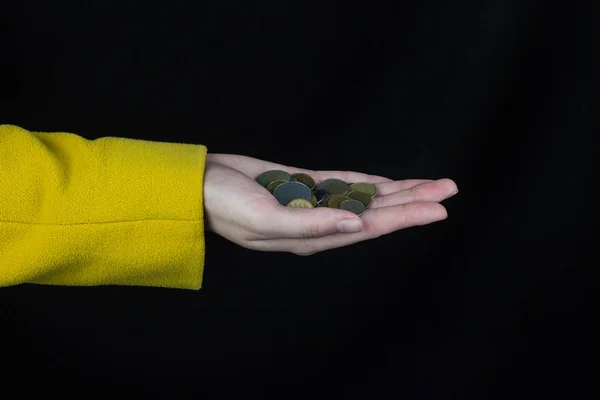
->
[348,182,376,198]
[346,190,372,208]
[339,199,366,216]
[316,195,332,207]
[314,189,329,204]
[326,194,351,209]
[316,179,349,195]
[256,170,291,188]
[290,173,316,190]
[273,181,312,205]
[266,179,287,193]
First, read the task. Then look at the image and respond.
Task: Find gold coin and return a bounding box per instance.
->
[325,194,351,209]
[287,198,314,208]
[290,173,316,190]
[339,199,366,216]
[346,190,372,208]
[348,182,376,198]
[310,194,317,207]
[266,180,287,193]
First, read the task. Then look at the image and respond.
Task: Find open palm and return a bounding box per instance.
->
[203,153,457,255]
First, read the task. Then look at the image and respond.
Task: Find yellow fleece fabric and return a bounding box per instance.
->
[0,125,207,290]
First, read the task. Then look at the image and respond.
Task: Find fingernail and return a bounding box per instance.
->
[450,189,459,197]
[336,219,363,233]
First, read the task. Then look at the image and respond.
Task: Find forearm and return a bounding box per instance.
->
[0,125,208,290]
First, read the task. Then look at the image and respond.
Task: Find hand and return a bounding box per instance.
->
[203,153,458,255]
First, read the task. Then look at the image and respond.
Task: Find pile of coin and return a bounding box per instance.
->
[256,169,376,216]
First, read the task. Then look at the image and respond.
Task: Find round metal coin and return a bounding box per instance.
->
[316,195,332,207]
[348,182,376,198]
[326,194,351,209]
[287,198,314,208]
[314,189,329,204]
[346,189,372,208]
[290,173,316,190]
[316,179,349,195]
[256,170,291,188]
[273,181,312,205]
[266,179,288,193]
[339,199,366,216]
[310,194,318,207]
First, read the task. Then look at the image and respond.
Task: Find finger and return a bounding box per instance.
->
[371,179,458,208]
[374,179,433,196]
[207,154,393,184]
[256,205,365,240]
[251,202,448,254]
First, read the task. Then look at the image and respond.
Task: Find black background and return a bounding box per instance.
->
[1,0,597,397]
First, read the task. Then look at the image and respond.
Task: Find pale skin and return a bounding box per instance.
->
[203,154,458,255]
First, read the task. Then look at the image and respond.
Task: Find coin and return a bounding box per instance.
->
[316,178,349,195]
[266,179,287,193]
[256,169,373,216]
[273,181,312,205]
[339,199,366,216]
[314,189,329,204]
[287,198,314,208]
[316,194,331,207]
[348,182,376,198]
[326,194,351,209]
[316,195,332,207]
[346,189,372,207]
[290,173,316,190]
[256,170,291,188]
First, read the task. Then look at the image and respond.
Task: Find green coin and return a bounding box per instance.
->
[256,170,290,188]
[346,189,372,208]
[326,194,351,209]
[316,178,349,195]
[348,182,376,198]
[339,199,366,216]
[266,180,287,193]
[273,181,312,205]
[310,194,318,207]
[287,198,314,208]
[290,173,316,190]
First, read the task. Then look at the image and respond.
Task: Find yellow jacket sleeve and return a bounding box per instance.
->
[0,124,207,290]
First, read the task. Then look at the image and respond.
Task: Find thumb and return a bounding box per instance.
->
[264,206,364,239]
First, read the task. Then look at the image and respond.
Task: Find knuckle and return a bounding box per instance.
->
[302,224,325,239]
[407,187,418,202]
